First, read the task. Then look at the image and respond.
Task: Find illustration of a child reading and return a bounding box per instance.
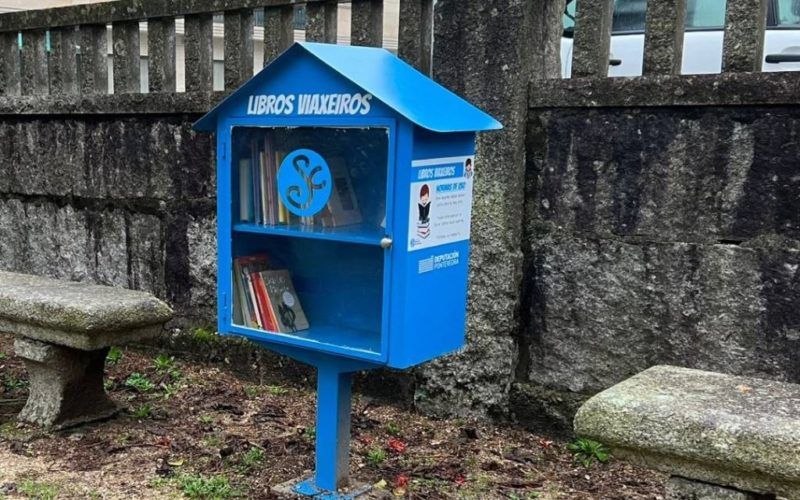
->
[417,184,431,239]
[418,184,431,224]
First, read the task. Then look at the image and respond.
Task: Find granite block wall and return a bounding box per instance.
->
[514,107,800,433]
[0,115,217,325]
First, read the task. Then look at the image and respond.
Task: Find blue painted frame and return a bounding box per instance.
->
[217,115,398,365]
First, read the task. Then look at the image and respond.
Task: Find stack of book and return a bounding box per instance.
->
[233,254,310,334]
[239,135,289,225]
[239,136,362,228]
[416,221,431,239]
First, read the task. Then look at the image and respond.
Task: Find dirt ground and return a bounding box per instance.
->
[0,333,665,499]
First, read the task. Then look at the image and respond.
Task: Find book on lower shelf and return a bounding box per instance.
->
[259,269,310,333]
[233,254,309,333]
[233,254,270,328]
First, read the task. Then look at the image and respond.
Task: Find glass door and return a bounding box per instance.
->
[227,124,393,361]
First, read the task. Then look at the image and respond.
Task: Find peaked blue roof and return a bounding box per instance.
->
[194,42,502,133]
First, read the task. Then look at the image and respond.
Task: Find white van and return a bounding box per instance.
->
[561,0,800,77]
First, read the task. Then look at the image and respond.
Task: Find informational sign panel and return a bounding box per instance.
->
[407,155,475,252]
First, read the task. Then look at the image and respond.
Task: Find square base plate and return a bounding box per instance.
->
[274,476,372,499]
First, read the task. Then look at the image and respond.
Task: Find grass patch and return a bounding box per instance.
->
[18,479,58,500]
[0,421,30,441]
[125,373,156,393]
[386,422,401,437]
[302,426,316,442]
[192,326,217,343]
[153,354,182,379]
[131,403,153,419]
[178,474,237,499]
[240,447,264,470]
[103,378,116,391]
[149,477,171,489]
[160,382,181,399]
[242,384,290,398]
[507,492,541,499]
[202,435,223,448]
[567,438,609,467]
[2,374,28,391]
[153,354,175,372]
[366,448,387,467]
[106,346,123,365]
[267,385,289,396]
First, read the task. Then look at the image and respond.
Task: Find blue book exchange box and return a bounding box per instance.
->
[195,42,500,497]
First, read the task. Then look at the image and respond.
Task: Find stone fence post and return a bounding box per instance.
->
[414,0,561,417]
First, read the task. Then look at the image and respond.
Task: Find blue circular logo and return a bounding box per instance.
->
[277,149,332,217]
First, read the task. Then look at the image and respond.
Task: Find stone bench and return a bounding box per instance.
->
[574,365,800,500]
[0,271,173,429]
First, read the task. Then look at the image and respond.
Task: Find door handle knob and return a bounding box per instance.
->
[380,237,393,249]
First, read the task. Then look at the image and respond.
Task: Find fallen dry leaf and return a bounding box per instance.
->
[387,438,406,454]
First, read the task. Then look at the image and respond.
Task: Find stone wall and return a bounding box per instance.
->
[0,113,218,326]
[2,102,799,435]
[514,105,800,433]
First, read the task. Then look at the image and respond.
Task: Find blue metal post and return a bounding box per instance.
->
[269,347,371,498]
[315,363,353,491]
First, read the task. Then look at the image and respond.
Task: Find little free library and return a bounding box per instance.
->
[194,41,500,497]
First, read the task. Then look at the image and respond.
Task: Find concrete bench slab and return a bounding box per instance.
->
[0,271,173,429]
[0,271,172,350]
[574,365,800,499]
